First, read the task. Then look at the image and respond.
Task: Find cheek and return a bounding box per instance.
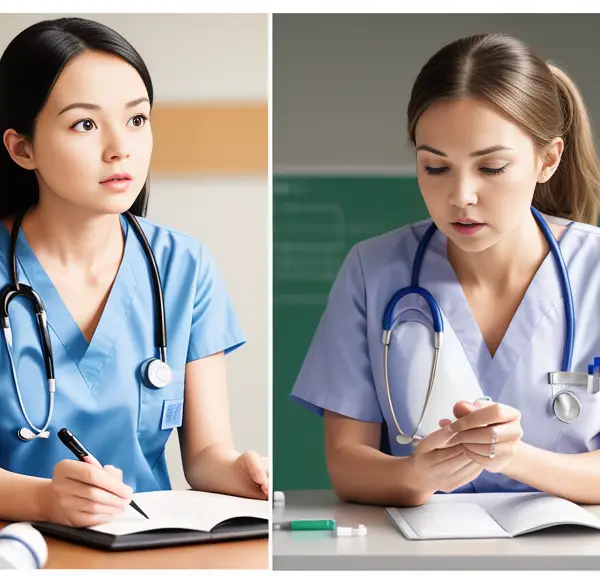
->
[35,132,98,186]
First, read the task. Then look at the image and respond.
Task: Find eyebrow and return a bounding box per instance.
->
[58,97,150,116]
[416,144,514,157]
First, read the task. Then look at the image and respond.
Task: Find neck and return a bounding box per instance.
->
[447,213,548,291]
[20,198,124,270]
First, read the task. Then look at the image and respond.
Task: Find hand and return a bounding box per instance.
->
[43,459,133,527]
[235,451,269,499]
[409,423,484,495]
[448,400,523,472]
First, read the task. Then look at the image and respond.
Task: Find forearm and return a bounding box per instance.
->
[184,442,251,498]
[327,444,433,507]
[0,468,51,522]
[503,442,600,504]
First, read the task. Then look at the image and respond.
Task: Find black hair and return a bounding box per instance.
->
[0,17,154,218]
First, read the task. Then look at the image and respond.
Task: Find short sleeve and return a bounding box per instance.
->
[290,245,383,422]
[186,243,246,363]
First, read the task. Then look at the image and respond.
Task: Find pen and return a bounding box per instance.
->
[57,428,149,520]
[274,520,335,531]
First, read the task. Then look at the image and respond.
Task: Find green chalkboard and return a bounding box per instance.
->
[273,175,429,490]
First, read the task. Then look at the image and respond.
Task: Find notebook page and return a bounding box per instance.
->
[88,490,269,535]
[387,503,510,540]
[486,493,600,536]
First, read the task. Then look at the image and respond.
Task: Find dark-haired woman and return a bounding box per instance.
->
[0,17,268,527]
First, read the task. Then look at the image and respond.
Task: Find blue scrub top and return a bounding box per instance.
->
[0,216,245,493]
[291,214,600,493]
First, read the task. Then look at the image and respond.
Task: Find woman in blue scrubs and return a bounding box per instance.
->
[291,34,600,505]
[0,18,267,527]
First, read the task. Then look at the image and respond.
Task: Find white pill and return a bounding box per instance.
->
[336,524,367,536]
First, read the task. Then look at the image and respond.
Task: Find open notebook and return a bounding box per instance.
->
[386,492,600,540]
[33,490,269,551]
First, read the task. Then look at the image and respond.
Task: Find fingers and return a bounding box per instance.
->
[450,403,520,433]
[55,460,133,500]
[430,450,472,477]
[56,476,130,509]
[453,401,478,419]
[454,420,521,445]
[104,465,124,482]
[415,425,457,453]
[62,493,127,516]
[241,451,269,495]
[440,460,484,492]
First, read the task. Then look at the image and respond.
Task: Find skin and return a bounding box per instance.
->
[0,50,267,528]
[327,97,600,506]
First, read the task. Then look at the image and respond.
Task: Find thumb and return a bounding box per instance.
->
[416,424,457,453]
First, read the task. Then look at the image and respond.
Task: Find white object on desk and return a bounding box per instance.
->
[386,492,600,540]
[336,524,367,537]
[0,523,47,569]
[274,491,285,505]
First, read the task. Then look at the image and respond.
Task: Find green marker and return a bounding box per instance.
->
[274,519,336,531]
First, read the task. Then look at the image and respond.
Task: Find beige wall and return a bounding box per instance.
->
[0,13,269,490]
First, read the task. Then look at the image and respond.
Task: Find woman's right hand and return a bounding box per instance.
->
[42,459,134,527]
[408,423,484,496]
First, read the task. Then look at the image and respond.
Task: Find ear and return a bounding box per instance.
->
[538,137,564,184]
[3,129,36,171]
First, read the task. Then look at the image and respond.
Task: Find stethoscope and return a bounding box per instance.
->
[382,206,596,446]
[0,211,172,442]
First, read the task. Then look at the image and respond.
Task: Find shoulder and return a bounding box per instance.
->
[130,216,209,267]
[349,218,434,275]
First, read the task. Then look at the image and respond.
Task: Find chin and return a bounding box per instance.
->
[445,227,497,254]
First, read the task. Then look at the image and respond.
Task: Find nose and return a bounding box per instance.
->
[448,175,478,208]
[102,126,130,163]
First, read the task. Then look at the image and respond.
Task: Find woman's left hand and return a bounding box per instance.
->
[235,451,269,499]
[443,400,523,472]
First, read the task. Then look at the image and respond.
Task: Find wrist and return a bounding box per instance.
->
[33,478,53,522]
[402,454,435,505]
[501,440,528,478]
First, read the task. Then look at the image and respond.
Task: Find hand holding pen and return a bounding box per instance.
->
[39,428,147,528]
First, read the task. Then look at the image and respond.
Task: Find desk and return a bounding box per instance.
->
[0,522,268,569]
[273,490,600,570]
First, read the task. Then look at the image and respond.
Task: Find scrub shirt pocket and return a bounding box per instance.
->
[137,367,186,467]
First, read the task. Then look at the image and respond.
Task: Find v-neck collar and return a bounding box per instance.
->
[418,217,576,399]
[1,215,138,390]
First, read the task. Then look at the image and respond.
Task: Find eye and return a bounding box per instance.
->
[127,114,149,128]
[424,165,449,176]
[480,164,508,176]
[71,118,97,132]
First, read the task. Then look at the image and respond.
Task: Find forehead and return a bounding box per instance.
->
[44,50,148,111]
[415,97,532,152]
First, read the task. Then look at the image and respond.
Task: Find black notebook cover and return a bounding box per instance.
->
[32,517,269,551]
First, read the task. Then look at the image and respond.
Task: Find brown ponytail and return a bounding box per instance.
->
[407,34,600,224]
[535,64,600,224]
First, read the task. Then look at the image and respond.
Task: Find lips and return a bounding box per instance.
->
[100,173,132,183]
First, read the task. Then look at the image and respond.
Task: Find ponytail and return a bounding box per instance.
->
[533,64,600,225]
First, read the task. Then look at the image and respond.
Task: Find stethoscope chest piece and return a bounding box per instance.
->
[551,389,581,423]
[141,358,172,389]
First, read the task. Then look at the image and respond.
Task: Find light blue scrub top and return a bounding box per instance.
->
[291,215,600,493]
[0,216,245,493]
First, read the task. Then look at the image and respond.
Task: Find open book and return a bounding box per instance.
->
[33,490,269,551]
[386,492,600,540]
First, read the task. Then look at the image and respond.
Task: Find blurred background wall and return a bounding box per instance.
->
[273,13,600,490]
[0,13,268,490]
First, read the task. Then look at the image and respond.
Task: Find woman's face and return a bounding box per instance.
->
[414,96,557,253]
[22,50,152,216]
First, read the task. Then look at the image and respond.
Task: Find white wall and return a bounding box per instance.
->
[0,14,269,490]
[273,13,600,171]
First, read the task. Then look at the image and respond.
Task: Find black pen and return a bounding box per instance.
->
[57,428,149,520]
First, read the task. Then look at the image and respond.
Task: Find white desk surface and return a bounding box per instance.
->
[273,489,600,570]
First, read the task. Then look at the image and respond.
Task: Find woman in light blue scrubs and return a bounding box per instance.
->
[0,18,267,527]
[291,34,600,505]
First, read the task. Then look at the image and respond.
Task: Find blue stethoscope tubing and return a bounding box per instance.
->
[382,206,575,444]
[0,211,172,441]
